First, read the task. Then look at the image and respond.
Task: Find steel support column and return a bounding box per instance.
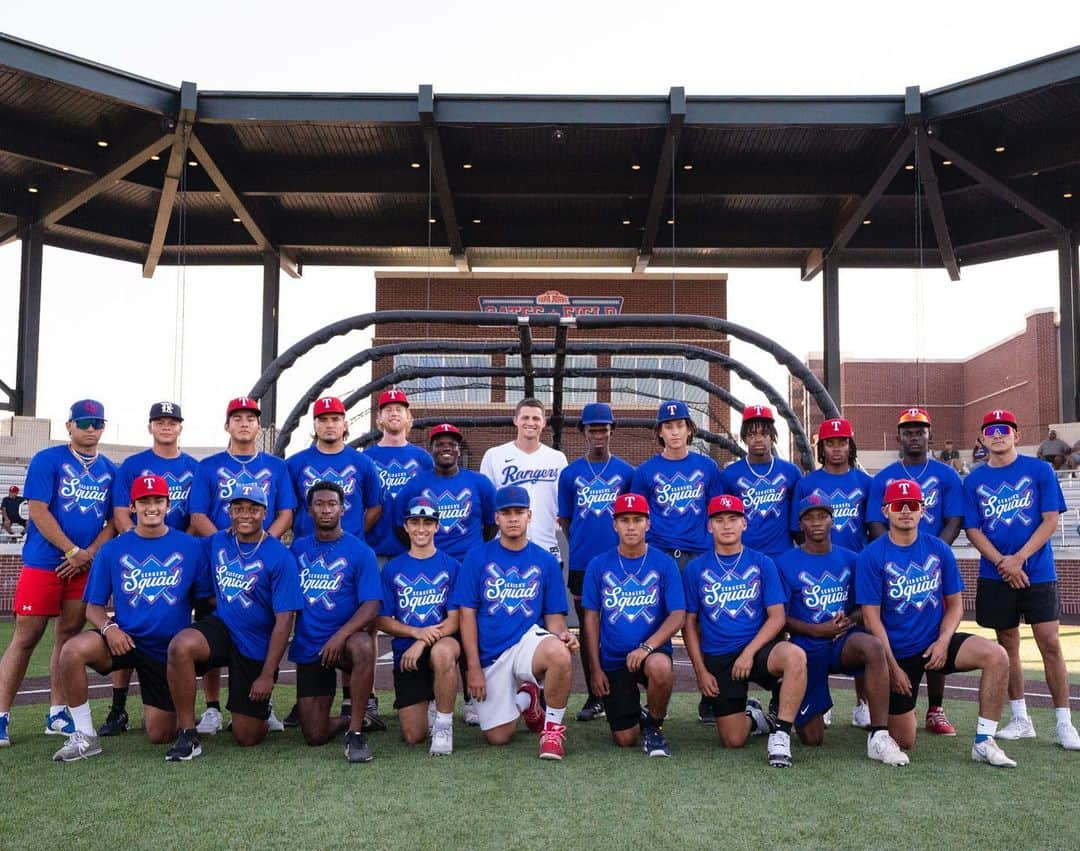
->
[16,222,44,415]
[1060,232,1080,422]
[261,250,281,428]
[822,256,841,405]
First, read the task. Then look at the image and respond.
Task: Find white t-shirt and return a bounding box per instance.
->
[480,440,568,555]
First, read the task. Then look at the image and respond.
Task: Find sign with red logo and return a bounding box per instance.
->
[478,290,623,316]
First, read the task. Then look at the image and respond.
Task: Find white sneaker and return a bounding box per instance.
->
[867,730,910,766]
[266,707,285,733]
[995,716,1036,740]
[766,730,792,768]
[972,737,1017,767]
[427,701,437,736]
[430,725,453,756]
[52,731,103,762]
[1055,721,1080,750]
[196,707,222,735]
[462,698,480,727]
[823,709,832,728]
[851,700,870,728]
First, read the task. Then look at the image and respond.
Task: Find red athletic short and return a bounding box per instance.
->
[12,566,88,617]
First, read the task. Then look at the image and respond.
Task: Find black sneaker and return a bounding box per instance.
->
[283,703,300,728]
[698,698,714,724]
[575,698,606,722]
[361,697,386,733]
[165,728,202,762]
[97,707,129,737]
[344,730,373,763]
[641,725,671,758]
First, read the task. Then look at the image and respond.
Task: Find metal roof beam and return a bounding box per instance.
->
[143,81,197,278]
[197,92,419,124]
[915,126,960,280]
[635,87,685,273]
[419,85,468,272]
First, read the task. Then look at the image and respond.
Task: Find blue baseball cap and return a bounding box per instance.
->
[656,400,691,424]
[797,493,834,519]
[494,485,530,511]
[224,476,268,508]
[70,399,106,421]
[404,496,440,520]
[579,402,615,430]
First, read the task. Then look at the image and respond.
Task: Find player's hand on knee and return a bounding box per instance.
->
[105,627,135,656]
[698,671,720,698]
[888,661,911,696]
[401,640,425,672]
[249,672,275,702]
[625,648,648,672]
[922,639,947,670]
[320,631,348,667]
[414,626,442,647]
[556,630,579,653]
[590,671,610,697]
[731,651,753,681]
[466,667,487,701]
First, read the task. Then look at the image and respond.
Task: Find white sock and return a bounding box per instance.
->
[69,702,94,736]
[514,691,532,714]
[976,716,998,738]
[49,704,66,717]
[1009,699,1029,720]
[1056,707,1072,726]
[435,711,453,728]
[545,706,566,727]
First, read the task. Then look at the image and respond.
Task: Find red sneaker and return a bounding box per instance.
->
[925,706,957,736]
[518,682,544,733]
[538,722,566,760]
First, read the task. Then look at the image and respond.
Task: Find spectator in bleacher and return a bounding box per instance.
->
[971,440,989,469]
[1068,439,1080,472]
[2,485,27,536]
[1037,430,1072,470]
[938,439,965,475]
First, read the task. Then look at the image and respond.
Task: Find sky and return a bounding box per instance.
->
[0,2,1076,450]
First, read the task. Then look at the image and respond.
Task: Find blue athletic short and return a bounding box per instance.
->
[795,630,863,726]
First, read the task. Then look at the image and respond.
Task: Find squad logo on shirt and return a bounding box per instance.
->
[736,473,788,518]
[301,465,357,514]
[119,553,183,606]
[59,463,111,517]
[140,468,194,518]
[427,488,473,535]
[820,488,864,532]
[699,564,761,620]
[483,563,541,616]
[499,465,561,487]
[217,468,272,501]
[975,478,1035,530]
[375,459,420,496]
[796,568,850,622]
[394,571,450,622]
[214,549,263,609]
[652,470,705,516]
[601,570,660,624]
[298,554,348,609]
[574,474,625,517]
[885,556,941,612]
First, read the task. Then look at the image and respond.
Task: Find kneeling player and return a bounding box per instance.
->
[52,476,211,761]
[857,480,1015,767]
[683,495,806,767]
[452,485,579,760]
[377,497,461,755]
[289,481,381,763]
[582,493,685,757]
[778,494,907,765]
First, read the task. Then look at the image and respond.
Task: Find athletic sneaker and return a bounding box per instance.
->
[344,730,373,763]
[925,706,957,736]
[361,697,386,733]
[538,721,566,760]
[97,707,129,737]
[0,714,9,747]
[995,716,1036,740]
[1055,721,1080,750]
[697,698,714,724]
[641,725,671,758]
[971,737,1017,768]
[196,707,223,735]
[745,697,775,736]
[518,682,545,733]
[430,724,453,756]
[266,707,285,733]
[462,697,480,726]
[427,701,437,734]
[867,730,910,766]
[45,708,75,736]
[282,703,300,728]
[851,700,871,728]
[767,730,793,768]
[52,731,102,762]
[575,697,606,722]
[165,728,202,762]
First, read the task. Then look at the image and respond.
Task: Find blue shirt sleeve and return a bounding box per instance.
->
[393,477,419,529]
[760,557,786,608]
[478,476,496,525]
[270,549,304,613]
[541,555,569,616]
[189,462,214,517]
[355,546,382,603]
[789,477,808,532]
[272,457,299,512]
[192,545,213,600]
[940,468,965,520]
[1036,459,1067,513]
[706,458,723,500]
[557,467,574,521]
[683,558,700,614]
[580,555,602,611]
[113,462,134,514]
[939,544,964,595]
[866,474,887,524]
[450,552,481,610]
[854,549,882,606]
[630,466,647,497]
[443,554,461,611]
[962,475,983,530]
[23,450,55,502]
[663,557,686,611]
[379,566,397,616]
[83,547,112,605]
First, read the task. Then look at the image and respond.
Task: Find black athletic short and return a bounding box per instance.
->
[189,615,276,720]
[295,662,339,699]
[658,549,700,571]
[975,579,1061,630]
[702,640,781,717]
[603,652,672,732]
[567,570,585,598]
[98,634,173,712]
[393,647,435,710]
[889,632,972,716]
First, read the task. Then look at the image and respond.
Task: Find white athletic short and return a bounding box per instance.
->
[476,624,552,731]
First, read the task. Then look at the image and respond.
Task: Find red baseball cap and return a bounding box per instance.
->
[9,485,19,495]
[883,479,923,505]
[378,389,410,409]
[982,408,1018,429]
[130,475,169,501]
[742,404,774,422]
[613,493,650,516]
[818,417,854,440]
[226,397,261,417]
[898,408,931,426]
[429,423,463,442]
[313,396,346,417]
[708,495,745,517]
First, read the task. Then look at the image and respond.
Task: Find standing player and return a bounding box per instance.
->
[165,480,303,760]
[963,409,1080,750]
[451,486,578,759]
[777,494,908,765]
[102,400,199,737]
[51,475,211,761]
[289,480,381,762]
[581,493,684,757]
[0,400,116,747]
[683,495,806,767]
[557,402,634,722]
[867,407,965,737]
[377,497,461,755]
[857,480,1016,766]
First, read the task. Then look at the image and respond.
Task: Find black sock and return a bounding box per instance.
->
[927,693,944,709]
[111,687,128,709]
[643,713,663,729]
[776,719,793,734]
[206,700,221,711]
[342,686,351,702]
[869,725,887,735]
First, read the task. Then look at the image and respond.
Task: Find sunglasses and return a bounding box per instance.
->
[73,418,106,430]
[888,499,923,513]
[982,424,1013,437]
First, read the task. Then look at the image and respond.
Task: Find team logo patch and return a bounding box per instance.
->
[298,554,348,609]
[141,468,194,518]
[796,568,851,622]
[119,553,184,606]
[574,474,625,517]
[820,487,865,533]
[976,478,1035,530]
[652,470,705,516]
[301,465,357,515]
[601,570,660,624]
[217,467,272,501]
[214,548,263,609]
[426,487,473,535]
[735,473,789,519]
[498,465,561,487]
[59,463,112,517]
[483,563,542,616]
[699,564,761,621]
[885,556,942,613]
[375,459,421,496]
[394,571,450,622]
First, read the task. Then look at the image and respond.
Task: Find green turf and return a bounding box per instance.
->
[2,689,1077,851]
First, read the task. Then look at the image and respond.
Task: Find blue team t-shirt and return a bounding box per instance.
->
[792,468,872,552]
[683,546,786,656]
[776,546,858,653]
[720,457,801,557]
[22,445,117,569]
[558,455,635,573]
[380,550,461,667]
[395,469,496,562]
[287,445,381,539]
[855,533,964,659]
[867,459,965,538]
[631,452,722,554]
[963,454,1066,583]
[450,539,568,668]
[114,449,201,531]
[190,451,297,532]
[84,528,212,661]
[581,546,685,670]
[206,530,304,660]
[288,532,382,665]
[363,443,433,556]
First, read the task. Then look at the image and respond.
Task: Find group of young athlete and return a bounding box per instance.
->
[0,389,1075,769]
